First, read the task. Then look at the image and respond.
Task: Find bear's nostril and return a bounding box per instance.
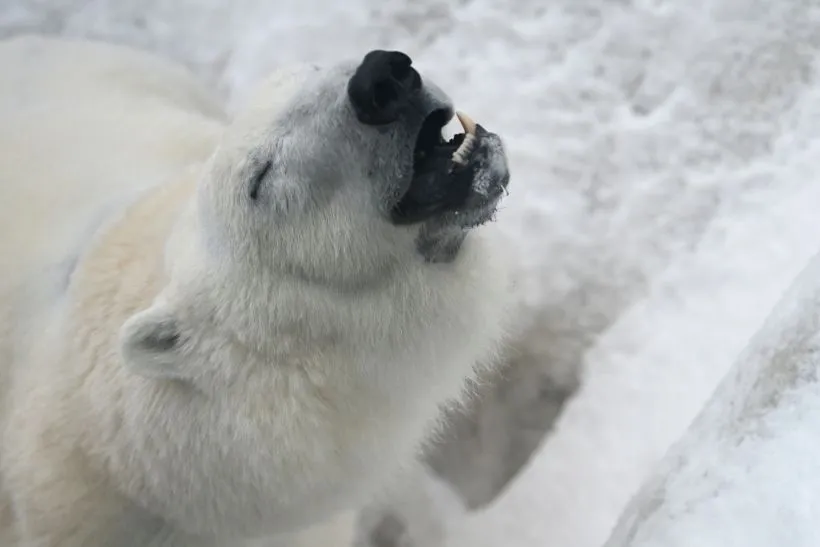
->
[348,50,421,126]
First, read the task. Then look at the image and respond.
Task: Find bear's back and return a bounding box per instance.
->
[0,35,226,276]
[0,35,227,418]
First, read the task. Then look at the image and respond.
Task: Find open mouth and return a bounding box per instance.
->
[391,109,479,225]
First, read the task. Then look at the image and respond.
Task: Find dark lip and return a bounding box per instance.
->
[392,121,510,228]
[390,106,466,225]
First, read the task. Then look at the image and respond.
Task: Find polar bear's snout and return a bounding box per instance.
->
[344,50,512,230]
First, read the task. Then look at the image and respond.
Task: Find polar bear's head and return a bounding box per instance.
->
[199,50,510,271]
[119,50,511,382]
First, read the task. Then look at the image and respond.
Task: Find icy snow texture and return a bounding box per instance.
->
[2,0,820,546]
[602,251,820,547]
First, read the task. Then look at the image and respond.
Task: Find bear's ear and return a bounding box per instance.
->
[119,303,188,380]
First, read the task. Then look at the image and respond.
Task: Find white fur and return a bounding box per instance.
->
[0,35,512,547]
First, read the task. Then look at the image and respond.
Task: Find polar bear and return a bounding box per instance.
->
[0,35,512,547]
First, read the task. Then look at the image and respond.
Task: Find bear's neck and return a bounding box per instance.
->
[65,171,199,374]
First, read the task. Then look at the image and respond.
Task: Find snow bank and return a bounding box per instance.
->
[441,0,820,545]
[603,250,820,547]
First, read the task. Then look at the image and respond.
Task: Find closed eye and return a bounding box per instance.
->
[249,160,273,201]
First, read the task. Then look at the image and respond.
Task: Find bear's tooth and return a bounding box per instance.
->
[451,133,476,166]
[456,111,477,136]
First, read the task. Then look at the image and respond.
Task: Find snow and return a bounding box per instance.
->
[3,0,820,546]
[602,251,820,547]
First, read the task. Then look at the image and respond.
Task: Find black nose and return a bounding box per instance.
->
[347,50,422,126]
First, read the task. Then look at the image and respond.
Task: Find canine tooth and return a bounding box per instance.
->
[456,111,477,135]
[451,133,476,165]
